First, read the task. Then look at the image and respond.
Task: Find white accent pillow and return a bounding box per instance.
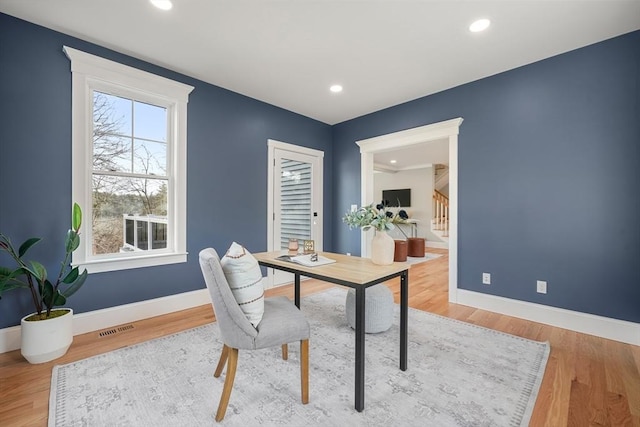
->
[220,242,264,327]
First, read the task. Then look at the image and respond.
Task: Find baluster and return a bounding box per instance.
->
[444,205,449,236]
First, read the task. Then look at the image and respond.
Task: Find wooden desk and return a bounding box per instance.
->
[253,251,409,412]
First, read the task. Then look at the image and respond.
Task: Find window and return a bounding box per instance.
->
[65,46,193,273]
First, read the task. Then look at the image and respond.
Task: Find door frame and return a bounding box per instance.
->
[356,117,463,303]
[267,139,324,287]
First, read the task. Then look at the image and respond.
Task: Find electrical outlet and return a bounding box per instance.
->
[482,273,491,285]
[536,280,547,294]
[350,204,358,212]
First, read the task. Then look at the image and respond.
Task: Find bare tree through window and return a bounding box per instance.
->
[91,92,168,255]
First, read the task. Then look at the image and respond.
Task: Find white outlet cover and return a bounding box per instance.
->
[482,273,491,285]
[536,280,547,294]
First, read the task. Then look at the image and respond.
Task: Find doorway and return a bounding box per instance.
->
[356,118,462,303]
[266,139,324,288]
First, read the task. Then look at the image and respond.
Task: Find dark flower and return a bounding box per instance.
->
[398,210,409,220]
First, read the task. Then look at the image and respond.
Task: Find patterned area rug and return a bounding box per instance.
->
[406,252,443,265]
[49,288,549,426]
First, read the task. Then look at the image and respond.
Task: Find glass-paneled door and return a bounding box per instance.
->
[268,141,323,287]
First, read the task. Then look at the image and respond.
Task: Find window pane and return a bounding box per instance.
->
[125,219,134,246]
[133,139,167,176]
[92,175,168,255]
[93,92,131,136]
[136,221,149,250]
[93,134,132,173]
[92,94,168,175]
[93,91,134,173]
[134,101,166,142]
[151,222,167,249]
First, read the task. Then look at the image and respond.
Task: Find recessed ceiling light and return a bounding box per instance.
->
[330,85,343,93]
[390,160,397,164]
[469,18,490,33]
[150,0,173,11]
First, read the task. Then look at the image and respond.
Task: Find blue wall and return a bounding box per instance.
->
[0,14,333,328]
[1,12,638,329]
[333,31,640,323]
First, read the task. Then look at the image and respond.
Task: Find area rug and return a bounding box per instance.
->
[406,252,442,265]
[49,288,549,426]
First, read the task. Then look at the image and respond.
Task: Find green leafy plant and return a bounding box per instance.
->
[343,202,414,235]
[343,203,398,232]
[0,203,88,320]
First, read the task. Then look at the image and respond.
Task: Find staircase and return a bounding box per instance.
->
[431,164,449,246]
[434,164,449,191]
[432,190,449,242]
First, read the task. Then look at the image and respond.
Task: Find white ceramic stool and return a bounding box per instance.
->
[345,284,394,333]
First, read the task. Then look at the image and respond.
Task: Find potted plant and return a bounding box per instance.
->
[343,203,401,265]
[0,203,88,364]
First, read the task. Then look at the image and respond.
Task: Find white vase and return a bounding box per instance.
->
[371,230,395,265]
[21,309,73,364]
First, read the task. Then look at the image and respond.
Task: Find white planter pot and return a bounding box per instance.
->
[371,230,395,265]
[21,309,73,364]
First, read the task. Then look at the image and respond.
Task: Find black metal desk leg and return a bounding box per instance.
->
[355,286,365,412]
[294,274,301,308]
[400,270,408,371]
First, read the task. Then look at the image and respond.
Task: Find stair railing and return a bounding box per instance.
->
[432,190,449,237]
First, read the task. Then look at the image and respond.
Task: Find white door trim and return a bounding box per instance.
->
[356,117,463,303]
[267,139,324,288]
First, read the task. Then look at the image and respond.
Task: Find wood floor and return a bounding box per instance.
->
[1,248,638,426]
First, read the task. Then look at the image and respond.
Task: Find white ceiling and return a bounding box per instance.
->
[1,1,639,125]
[374,138,449,172]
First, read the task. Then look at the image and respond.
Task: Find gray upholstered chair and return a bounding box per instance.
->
[198,248,310,422]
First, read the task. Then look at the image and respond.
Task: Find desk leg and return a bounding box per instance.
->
[294,274,301,308]
[355,286,365,412]
[400,270,408,371]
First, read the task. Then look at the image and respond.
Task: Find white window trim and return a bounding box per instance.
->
[64,46,194,273]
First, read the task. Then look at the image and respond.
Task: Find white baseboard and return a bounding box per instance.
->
[456,289,640,346]
[0,288,211,354]
[4,285,636,354]
[0,326,21,354]
[426,241,448,249]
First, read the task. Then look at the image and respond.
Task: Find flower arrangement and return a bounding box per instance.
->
[343,203,394,231]
[342,203,396,231]
[343,203,410,232]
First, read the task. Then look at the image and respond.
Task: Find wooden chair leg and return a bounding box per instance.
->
[214,345,229,378]
[300,339,309,404]
[215,347,238,422]
[281,343,288,360]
